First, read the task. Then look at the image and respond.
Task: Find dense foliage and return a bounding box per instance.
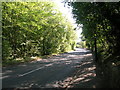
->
[70,2,120,63]
[2,2,77,64]
[70,2,120,87]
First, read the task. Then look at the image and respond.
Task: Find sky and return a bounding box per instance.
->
[53,0,82,42]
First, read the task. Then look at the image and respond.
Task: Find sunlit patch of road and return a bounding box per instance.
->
[2,48,98,88]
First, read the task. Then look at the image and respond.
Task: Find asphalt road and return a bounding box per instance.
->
[2,48,98,89]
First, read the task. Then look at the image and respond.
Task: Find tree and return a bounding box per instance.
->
[2,2,77,63]
[70,2,120,63]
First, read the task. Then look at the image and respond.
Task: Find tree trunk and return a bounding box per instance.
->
[94,37,98,62]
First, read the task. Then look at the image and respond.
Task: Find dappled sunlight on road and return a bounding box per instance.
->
[44,55,97,88]
[2,48,98,88]
[31,53,96,88]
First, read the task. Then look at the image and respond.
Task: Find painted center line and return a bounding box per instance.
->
[18,63,53,77]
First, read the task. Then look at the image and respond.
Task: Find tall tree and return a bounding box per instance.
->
[2,2,77,63]
[70,2,120,62]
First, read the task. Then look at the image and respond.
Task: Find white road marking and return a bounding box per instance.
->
[17,49,90,77]
[18,63,53,77]
[18,67,44,77]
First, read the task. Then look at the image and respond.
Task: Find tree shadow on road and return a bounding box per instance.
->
[2,49,103,89]
[54,57,98,88]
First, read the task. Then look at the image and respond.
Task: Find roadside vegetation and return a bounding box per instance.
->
[2,1,120,88]
[2,2,77,66]
[76,41,88,49]
[70,2,120,87]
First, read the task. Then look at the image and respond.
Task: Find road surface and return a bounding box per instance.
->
[2,48,99,89]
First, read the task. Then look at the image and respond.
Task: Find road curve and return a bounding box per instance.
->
[2,48,98,89]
